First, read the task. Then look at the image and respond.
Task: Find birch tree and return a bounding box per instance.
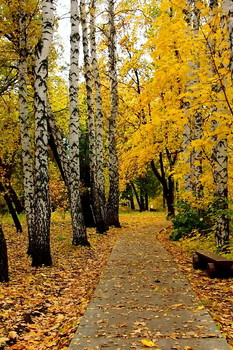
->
[31,0,54,266]
[209,0,229,249]
[18,7,35,254]
[80,0,107,233]
[89,0,109,233]
[107,0,121,227]
[69,0,89,245]
[183,0,203,199]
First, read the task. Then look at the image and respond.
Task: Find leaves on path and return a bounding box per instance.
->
[0,213,123,350]
[0,212,232,349]
[141,339,158,347]
[157,225,233,347]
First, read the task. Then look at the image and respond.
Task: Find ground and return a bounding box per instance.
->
[0,212,232,349]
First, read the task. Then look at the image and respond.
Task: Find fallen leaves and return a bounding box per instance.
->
[0,213,124,349]
[1,212,232,349]
[141,339,157,347]
[157,225,233,347]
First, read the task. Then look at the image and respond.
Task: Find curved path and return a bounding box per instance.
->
[69,223,230,350]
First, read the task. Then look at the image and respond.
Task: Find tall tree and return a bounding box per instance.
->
[0,224,9,283]
[31,0,54,266]
[69,0,89,245]
[18,5,35,253]
[107,0,121,227]
[209,0,229,249]
[80,0,107,233]
[89,0,109,233]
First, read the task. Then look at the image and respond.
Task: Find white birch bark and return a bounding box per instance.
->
[184,0,203,198]
[222,0,233,82]
[80,0,107,233]
[69,0,89,246]
[183,0,194,194]
[18,10,35,254]
[183,122,193,193]
[210,0,229,248]
[32,0,54,266]
[89,0,108,232]
[192,1,203,202]
[106,0,120,227]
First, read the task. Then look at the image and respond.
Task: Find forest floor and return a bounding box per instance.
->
[0,212,232,349]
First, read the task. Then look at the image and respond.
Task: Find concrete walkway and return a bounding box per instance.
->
[69,224,231,350]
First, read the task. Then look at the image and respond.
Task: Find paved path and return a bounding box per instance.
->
[69,224,231,350]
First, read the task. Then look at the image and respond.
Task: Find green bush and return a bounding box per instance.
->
[170,201,214,241]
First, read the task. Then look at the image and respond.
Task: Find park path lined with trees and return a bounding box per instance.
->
[1,0,233,275]
[1,0,233,347]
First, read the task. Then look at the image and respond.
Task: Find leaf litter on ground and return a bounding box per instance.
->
[0,212,232,349]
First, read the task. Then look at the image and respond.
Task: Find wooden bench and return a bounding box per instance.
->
[193,250,233,278]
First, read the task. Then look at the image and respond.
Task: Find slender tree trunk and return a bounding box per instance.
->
[89,0,109,233]
[0,225,9,283]
[18,10,35,254]
[145,193,149,211]
[130,195,135,210]
[69,0,89,246]
[48,109,70,187]
[213,139,229,248]
[80,0,104,232]
[191,2,204,202]
[106,0,120,227]
[150,158,175,217]
[222,0,233,83]
[183,0,200,196]
[209,0,230,249]
[0,183,22,233]
[194,110,203,202]
[183,121,193,193]
[31,0,54,267]
[131,182,142,211]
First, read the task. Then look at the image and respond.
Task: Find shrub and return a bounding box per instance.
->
[170,201,214,241]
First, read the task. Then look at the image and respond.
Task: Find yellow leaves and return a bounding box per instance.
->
[196,305,205,311]
[141,339,158,347]
[0,336,9,345]
[8,331,18,340]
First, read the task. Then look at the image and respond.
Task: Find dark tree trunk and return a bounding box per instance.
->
[0,183,22,233]
[0,225,9,283]
[140,193,145,212]
[145,193,149,211]
[81,190,96,227]
[150,157,175,217]
[5,183,24,214]
[131,182,143,211]
[130,195,135,210]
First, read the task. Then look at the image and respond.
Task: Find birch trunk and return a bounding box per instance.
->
[222,0,233,82]
[90,0,109,233]
[191,1,203,202]
[210,0,229,248]
[80,0,107,233]
[69,0,89,246]
[184,0,203,198]
[31,0,54,267]
[18,11,35,254]
[0,225,9,283]
[48,108,70,187]
[106,0,120,227]
[183,122,193,193]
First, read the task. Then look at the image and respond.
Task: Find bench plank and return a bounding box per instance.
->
[193,250,233,278]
